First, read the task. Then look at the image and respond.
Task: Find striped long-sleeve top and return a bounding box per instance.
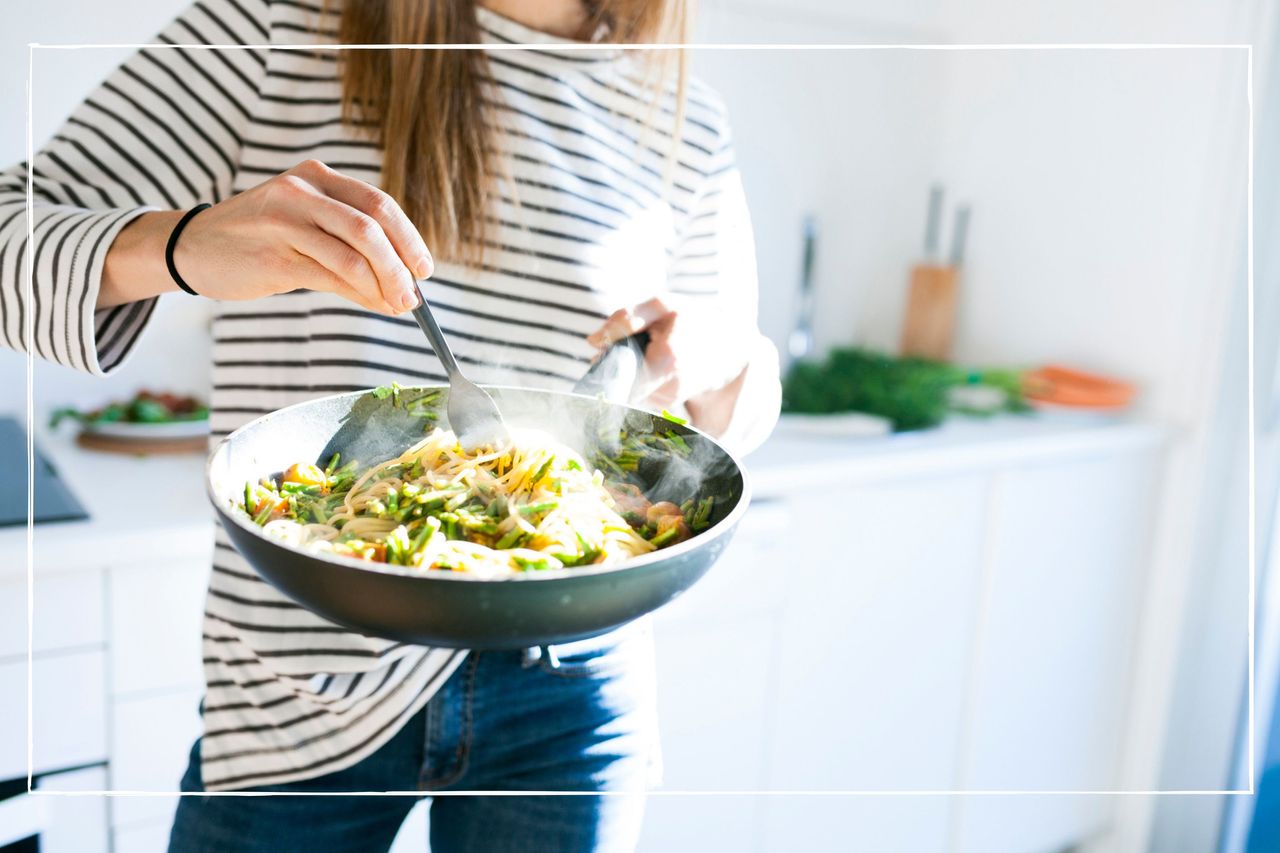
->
[0,0,780,791]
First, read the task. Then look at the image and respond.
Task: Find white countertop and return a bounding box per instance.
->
[1,411,1164,579]
[748,411,1164,498]
[1,426,212,579]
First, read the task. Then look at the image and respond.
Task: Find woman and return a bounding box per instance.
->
[0,0,779,849]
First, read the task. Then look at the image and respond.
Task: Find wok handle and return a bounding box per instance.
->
[574,332,651,403]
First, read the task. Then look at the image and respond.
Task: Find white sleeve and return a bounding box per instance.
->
[666,122,781,455]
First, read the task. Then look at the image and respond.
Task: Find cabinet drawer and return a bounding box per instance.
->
[0,570,104,660]
[110,688,202,828]
[0,651,107,778]
[109,562,208,696]
[37,765,109,853]
[114,821,173,853]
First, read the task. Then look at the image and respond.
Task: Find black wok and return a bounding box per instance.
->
[205,379,749,650]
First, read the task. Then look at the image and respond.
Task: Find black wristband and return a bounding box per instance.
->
[165,203,211,296]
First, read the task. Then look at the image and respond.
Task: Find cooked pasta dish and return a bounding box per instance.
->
[238,426,714,578]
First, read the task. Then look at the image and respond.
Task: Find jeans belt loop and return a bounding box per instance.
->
[520,645,561,670]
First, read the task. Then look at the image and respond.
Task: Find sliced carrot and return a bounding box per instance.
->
[1022,365,1136,410]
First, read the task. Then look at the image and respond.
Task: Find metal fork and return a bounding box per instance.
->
[409,279,510,452]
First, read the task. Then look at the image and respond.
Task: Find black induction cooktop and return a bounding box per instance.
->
[0,416,89,527]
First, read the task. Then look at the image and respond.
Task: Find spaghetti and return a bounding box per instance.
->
[239,427,714,577]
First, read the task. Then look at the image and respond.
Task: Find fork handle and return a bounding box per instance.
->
[410,280,462,380]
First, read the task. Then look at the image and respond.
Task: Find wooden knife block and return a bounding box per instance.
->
[901,264,959,361]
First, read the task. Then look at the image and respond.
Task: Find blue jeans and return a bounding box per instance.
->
[168,625,658,853]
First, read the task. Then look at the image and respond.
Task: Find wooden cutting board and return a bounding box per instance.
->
[76,431,208,455]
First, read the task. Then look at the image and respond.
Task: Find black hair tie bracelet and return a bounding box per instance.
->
[165,203,211,296]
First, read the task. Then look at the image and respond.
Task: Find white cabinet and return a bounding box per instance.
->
[0,568,109,779]
[0,651,107,778]
[760,798,953,853]
[0,549,208,851]
[108,560,209,697]
[642,421,1162,853]
[113,820,175,853]
[653,501,791,781]
[104,557,208,837]
[645,474,987,852]
[0,569,105,658]
[767,474,987,793]
[641,796,768,853]
[952,452,1158,853]
[37,766,110,853]
[109,688,203,831]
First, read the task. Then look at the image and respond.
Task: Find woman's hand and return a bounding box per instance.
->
[101,159,432,314]
[587,296,751,434]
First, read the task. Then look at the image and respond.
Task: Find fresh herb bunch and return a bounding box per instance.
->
[782,347,1028,432]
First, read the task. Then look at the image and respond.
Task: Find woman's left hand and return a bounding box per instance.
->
[586,297,749,413]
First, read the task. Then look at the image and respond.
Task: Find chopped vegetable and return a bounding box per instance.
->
[372,382,401,403]
[239,421,722,576]
[283,462,327,489]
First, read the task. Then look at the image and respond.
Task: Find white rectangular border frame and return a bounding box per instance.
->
[23,39,1255,798]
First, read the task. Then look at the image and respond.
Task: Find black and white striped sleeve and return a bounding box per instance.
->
[0,0,270,375]
[667,115,781,454]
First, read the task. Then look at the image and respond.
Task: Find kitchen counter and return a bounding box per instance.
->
[0,426,211,580]
[0,411,1164,579]
[751,411,1163,498]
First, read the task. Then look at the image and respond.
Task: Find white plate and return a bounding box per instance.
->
[775,412,893,438]
[82,419,209,440]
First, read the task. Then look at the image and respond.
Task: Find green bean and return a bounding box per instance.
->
[252,502,274,526]
[495,527,528,549]
[511,554,561,571]
[650,526,680,547]
[530,457,554,486]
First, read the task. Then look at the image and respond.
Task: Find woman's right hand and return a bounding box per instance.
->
[101,159,433,314]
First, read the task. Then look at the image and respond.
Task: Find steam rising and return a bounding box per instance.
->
[363,331,742,527]
[484,386,739,527]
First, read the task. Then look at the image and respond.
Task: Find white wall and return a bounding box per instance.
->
[934,47,1247,418]
[937,0,1255,43]
[929,3,1261,851]
[692,2,948,357]
[0,0,210,421]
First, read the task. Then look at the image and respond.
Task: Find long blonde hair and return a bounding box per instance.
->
[337,1,691,264]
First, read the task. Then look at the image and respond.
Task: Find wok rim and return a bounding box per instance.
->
[205,384,751,585]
